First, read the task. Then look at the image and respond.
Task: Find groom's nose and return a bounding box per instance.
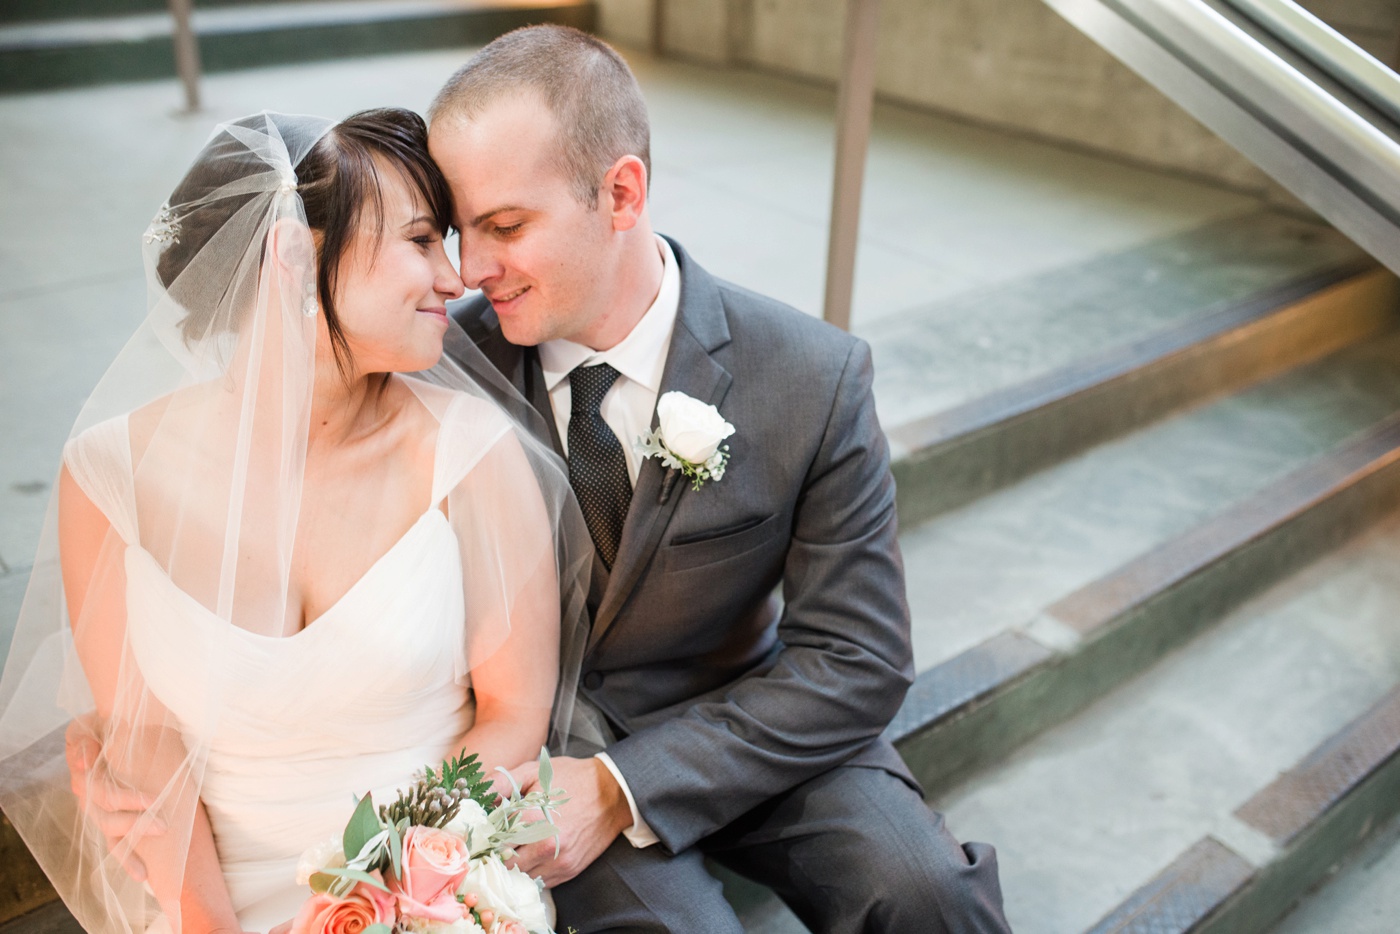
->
[458,233,499,292]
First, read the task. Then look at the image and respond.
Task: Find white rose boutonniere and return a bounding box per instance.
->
[636,391,736,491]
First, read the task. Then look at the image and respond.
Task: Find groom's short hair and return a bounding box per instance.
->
[430,25,651,209]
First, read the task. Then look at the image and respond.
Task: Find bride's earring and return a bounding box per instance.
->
[302,281,317,318]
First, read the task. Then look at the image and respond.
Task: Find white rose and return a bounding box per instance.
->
[294,835,345,886]
[445,799,496,856]
[656,391,735,464]
[458,856,550,932]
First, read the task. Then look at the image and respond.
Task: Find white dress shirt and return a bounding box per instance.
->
[537,235,680,848]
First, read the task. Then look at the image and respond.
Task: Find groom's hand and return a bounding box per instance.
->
[508,755,632,886]
[65,714,161,882]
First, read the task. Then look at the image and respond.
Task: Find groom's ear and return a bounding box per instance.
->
[602,155,649,232]
[267,216,316,274]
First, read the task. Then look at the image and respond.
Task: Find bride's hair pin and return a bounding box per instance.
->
[302,280,317,318]
[143,204,181,246]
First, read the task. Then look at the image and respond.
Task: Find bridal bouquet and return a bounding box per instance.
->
[291,749,567,934]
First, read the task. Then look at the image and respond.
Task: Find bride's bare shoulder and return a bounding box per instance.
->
[124,383,216,460]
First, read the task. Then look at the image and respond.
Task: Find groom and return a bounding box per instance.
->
[429,26,1008,934]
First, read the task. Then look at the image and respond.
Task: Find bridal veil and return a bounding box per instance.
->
[0,111,596,932]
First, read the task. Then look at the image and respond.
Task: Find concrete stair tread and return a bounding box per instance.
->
[933,512,1400,933]
[0,0,580,49]
[868,210,1362,431]
[902,326,1400,673]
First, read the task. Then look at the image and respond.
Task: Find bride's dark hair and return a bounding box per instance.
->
[157,107,454,374]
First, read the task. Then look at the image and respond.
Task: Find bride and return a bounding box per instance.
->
[0,110,594,933]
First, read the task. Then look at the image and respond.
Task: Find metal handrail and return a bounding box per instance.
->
[1042,0,1400,277]
[1225,0,1400,127]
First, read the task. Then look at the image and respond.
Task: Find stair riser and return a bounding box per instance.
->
[892,270,1400,527]
[896,447,1400,796]
[0,6,596,94]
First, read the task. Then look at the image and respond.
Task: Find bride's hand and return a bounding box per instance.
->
[64,713,161,882]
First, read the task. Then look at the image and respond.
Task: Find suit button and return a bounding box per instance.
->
[583,671,605,690]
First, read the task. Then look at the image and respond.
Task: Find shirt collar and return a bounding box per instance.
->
[539,236,681,392]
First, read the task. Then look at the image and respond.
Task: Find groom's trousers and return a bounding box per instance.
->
[551,756,1011,933]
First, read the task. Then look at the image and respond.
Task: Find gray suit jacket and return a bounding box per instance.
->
[450,237,915,855]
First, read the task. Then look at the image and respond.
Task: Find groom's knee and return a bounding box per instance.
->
[551,836,743,934]
[742,764,1010,933]
[853,779,1010,934]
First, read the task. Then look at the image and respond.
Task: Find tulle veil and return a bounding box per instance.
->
[0,111,598,932]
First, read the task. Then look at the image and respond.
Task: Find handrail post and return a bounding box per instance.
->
[168,0,202,112]
[822,0,882,331]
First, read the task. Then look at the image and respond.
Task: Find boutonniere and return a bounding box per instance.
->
[635,391,736,492]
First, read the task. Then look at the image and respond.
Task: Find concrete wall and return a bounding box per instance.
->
[595,0,655,53]
[595,0,1400,196]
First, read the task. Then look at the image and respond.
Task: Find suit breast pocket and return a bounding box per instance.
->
[662,513,783,573]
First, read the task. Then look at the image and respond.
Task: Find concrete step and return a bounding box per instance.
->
[938,509,1400,933]
[1085,686,1400,933]
[889,325,1400,784]
[0,0,594,93]
[889,263,1396,524]
[871,210,1385,523]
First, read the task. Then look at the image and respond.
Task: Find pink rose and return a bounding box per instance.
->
[390,825,472,921]
[494,919,529,934]
[290,875,395,934]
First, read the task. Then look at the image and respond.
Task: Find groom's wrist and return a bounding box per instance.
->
[594,752,659,847]
[592,757,632,834]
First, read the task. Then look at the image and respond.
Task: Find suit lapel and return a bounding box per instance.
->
[588,241,733,651]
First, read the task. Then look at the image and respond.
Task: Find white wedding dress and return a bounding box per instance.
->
[63,382,519,932]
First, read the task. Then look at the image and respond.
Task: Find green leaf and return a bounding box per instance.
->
[538,747,553,793]
[363,925,392,934]
[387,819,402,880]
[308,872,336,894]
[320,866,391,892]
[342,793,381,864]
[499,821,560,846]
[495,765,522,800]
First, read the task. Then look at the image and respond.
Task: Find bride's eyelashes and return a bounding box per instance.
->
[493,222,523,237]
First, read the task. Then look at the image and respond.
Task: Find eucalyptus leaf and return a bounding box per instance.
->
[363,925,392,934]
[387,820,402,880]
[495,765,522,799]
[321,866,391,893]
[308,872,336,894]
[346,829,389,872]
[342,793,381,865]
[499,821,560,846]
[538,747,553,792]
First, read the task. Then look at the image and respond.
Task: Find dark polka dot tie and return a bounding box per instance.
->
[568,363,632,570]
